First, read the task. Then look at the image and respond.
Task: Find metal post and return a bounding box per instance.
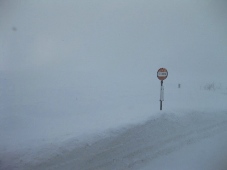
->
[160,80,163,110]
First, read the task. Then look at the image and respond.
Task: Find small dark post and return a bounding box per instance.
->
[178,84,181,88]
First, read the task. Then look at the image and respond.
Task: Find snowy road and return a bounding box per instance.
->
[22,111,227,170]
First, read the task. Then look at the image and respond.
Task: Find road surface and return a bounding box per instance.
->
[19,111,227,170]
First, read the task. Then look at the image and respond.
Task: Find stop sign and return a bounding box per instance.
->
[157,68,168,81]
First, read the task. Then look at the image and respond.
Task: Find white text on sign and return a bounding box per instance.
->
[158,72,168,77]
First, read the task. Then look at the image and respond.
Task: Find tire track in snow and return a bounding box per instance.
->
[23,112,227,170]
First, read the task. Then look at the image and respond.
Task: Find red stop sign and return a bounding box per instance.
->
[157,68,168,81]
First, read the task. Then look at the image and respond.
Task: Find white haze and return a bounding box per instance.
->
[0,0,227,169]
[1,0,227,86]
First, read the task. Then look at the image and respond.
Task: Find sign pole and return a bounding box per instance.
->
[160,80,163,110]
[160,100,162,110]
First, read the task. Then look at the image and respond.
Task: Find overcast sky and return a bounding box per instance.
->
[1,0,227,96]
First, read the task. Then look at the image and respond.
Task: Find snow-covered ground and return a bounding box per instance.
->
[142,130,227,170]
[1,1,227,169]
[1,80,227,169]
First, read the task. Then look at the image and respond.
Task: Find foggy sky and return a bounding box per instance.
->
[1,0,227,96]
